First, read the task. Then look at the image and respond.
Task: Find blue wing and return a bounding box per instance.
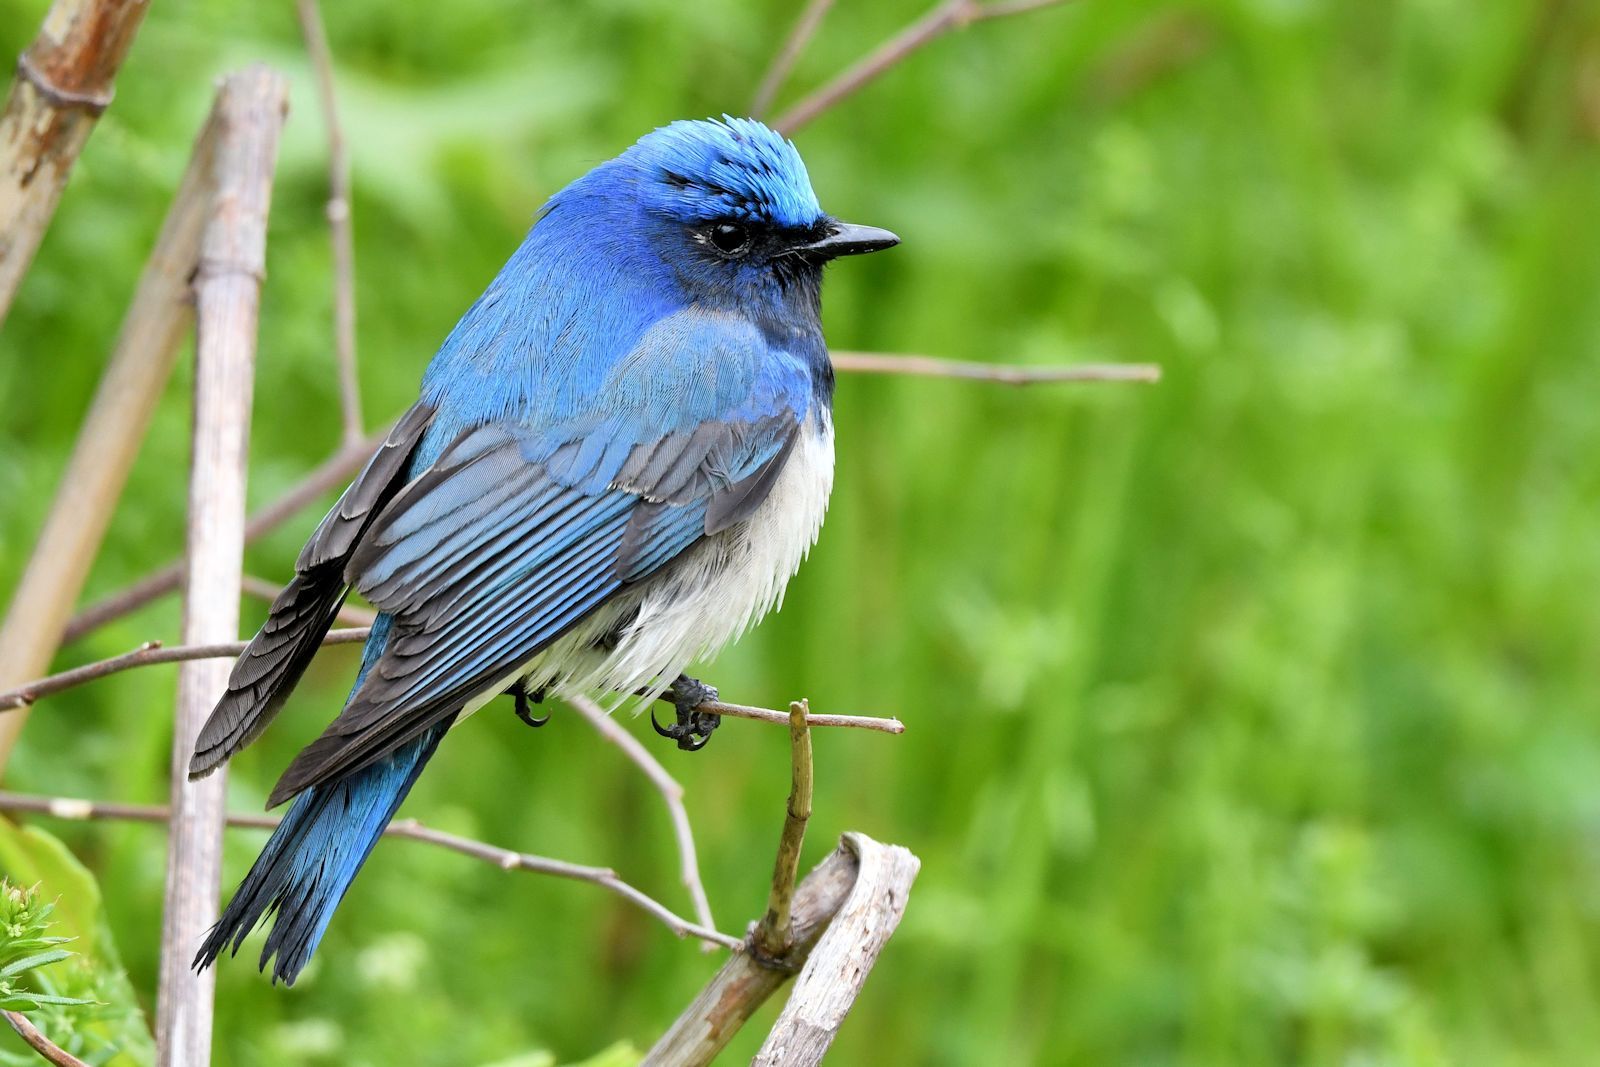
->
[266,310,814,806]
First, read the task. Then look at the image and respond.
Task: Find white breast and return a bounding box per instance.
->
[463,412,835,716]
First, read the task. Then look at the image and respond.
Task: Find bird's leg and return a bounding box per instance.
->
[508,679,549,728]
[650,674,721,752]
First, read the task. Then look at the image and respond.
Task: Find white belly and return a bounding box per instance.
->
[462,412,834,716]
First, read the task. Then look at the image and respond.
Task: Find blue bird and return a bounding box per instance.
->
[187,117,897,984]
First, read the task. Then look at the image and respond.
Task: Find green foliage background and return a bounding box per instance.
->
[3,0,1599,1063]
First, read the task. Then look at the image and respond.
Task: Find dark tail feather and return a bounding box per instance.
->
[194,721,449,984]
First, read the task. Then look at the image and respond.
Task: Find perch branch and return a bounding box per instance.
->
[752,700,814,960]
[294,0,362,443]
[833,351,1160,384]
[0,66,228,775]
[0,0,151,324]
[772,0,1076,134]
[0,791,742,951]
[642,834,919,1066]
[2,1010,90,1067]
[749,0,835,117]
[154,65,287,1067]
[564,694,718,944]
[60,423,391,644]
[753,834,921,1066]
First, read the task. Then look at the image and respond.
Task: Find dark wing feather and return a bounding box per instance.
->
[265,414,798,807]
[188,403,436,779]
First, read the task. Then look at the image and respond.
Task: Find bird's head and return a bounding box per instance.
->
[547,117,898,316]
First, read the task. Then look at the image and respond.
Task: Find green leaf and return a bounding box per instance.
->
[0,821,101,950]
[1,991,94,1007]
[0,820,154,1065]
[0,948,73,978]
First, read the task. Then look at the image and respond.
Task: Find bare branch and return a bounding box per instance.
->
[771,0,1077,134]
[2,1010,90,1067]
[752,700,814,961]
[0,65,226,775]
[294,0,362,443]
[240,574,375,627]
[749,0,836,118]
[155,66,288,1067]
[833,351,1161,385]
[564,694,718,943]
[61,423,391,644]
[0,791,743,952]
[753,834,920,1065]
[0,0,151,324]
[0,630,372,712]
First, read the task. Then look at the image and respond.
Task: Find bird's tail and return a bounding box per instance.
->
[193,721,449,985]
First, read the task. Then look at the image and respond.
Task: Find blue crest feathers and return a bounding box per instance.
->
[623,116,822,229]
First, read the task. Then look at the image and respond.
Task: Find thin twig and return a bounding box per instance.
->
[61,423,391,644]
[0,791,742,952]
[0,630,372,712]
[833,351,1160,384]
[772,0,1077,133]
[563,694,717,944]
[749,0,836,117]
[239,574,375,627]
[155,66,288,1067]
[752,700,814,961]
[2,1009,90,1067]
[0,76,226,774]
[294,0,362,443]
[0,0,152,325]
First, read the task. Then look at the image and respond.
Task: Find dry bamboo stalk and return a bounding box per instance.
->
[0,92,226,775]
[754,834,920,1065]
[153,65,288,1067]
[0,0,150,322]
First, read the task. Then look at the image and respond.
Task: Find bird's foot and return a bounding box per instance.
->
[509,680,549,728]
[651,675,721,752]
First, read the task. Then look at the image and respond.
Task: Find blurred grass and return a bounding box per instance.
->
[3,0,1600,1063]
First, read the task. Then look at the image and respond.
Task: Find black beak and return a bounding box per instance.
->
[800,220,900,258]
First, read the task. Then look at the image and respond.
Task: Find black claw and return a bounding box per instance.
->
[510,681,549,728]
[650,707,675,739]
[652,674,721,752]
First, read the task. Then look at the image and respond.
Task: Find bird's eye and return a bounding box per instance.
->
[709,222,751,255]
